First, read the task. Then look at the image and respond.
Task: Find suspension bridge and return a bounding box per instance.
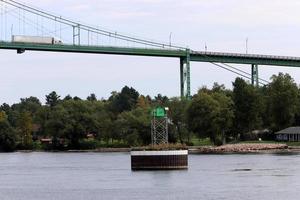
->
[1,0,300,98]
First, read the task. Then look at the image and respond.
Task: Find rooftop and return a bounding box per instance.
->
[275,127,300,134]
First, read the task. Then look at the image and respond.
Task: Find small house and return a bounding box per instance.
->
[275,127,300,142]
[40,138,52,144]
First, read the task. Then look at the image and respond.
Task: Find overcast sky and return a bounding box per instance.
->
[1,0,300,104]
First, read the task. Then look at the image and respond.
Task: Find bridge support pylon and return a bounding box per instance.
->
[251,64,259,87]
[180,49,191,99]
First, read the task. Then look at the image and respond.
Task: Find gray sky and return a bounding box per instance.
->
[1,0,300,104]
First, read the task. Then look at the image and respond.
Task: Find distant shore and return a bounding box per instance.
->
[15,143,300,154]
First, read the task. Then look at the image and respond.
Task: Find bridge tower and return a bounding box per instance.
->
[180,49,191,99]
[251,64,259,87]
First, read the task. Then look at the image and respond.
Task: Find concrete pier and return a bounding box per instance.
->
[131,150,188,170]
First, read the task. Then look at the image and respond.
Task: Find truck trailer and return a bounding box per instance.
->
[12,35,62,45]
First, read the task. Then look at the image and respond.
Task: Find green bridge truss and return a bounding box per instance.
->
[1,41,300,98]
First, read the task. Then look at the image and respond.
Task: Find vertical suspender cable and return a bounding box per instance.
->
[78,24,80,45]
[2,0,185,49]
[0,1,2,40]
[96,26,99,46]
[54,17,56,37]
[41,16,43,36]
[88,30,89,45]
[36,14,38,35]
[18,7,20,34]
[23,9,25,34]
[59,16,61,39]
[72,25,75,45]
[10,23,13,37]
[5,4,7,40]
[109,33,111,46]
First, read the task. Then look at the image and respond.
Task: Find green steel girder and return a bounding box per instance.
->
[3,42,300,68]
[2,42,300,67]
[0,42,186,57]
[3,41,300,99]
[190,52,300,67]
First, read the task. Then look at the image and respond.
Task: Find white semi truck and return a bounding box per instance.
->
[12,35,62,45]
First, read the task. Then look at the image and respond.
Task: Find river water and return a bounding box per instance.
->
[0,152,300,200]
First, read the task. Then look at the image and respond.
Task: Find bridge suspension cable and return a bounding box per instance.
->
[0,0,186,49]
[198,53,269,85]
[222,63,269,84]
[210,62,269,86]
[0,0,284,97]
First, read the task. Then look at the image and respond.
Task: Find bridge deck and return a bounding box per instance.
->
[0,42,186,58]
[191,51,300,67]
[1,42,300,67]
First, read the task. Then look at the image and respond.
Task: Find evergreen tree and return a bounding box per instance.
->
[46,91,61,108]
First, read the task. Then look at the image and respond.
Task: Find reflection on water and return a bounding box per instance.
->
[1,152,300,200]
[231,168,252,171]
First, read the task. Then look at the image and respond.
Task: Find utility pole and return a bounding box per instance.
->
[246,38,248,54]
[169,32,172,47]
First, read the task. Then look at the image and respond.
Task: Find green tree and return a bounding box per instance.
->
[136,95,150,110]
[294,87,300,126]
[154,94,169,105]
[87,93,97,101]
[186,92,218,142]
[211,92,234,144]
[110,86,139,113]
[44,105,68,150]
[46,91,61,108]
[0,103,10,113]
[186,90,234,145]
[18,112,33,149]
[98,116,114,144]
[267,73,299,131]
[168,97,190,143]
[0,112,17,152]
[61,100,96,149]
[19,96,41,112]
[73,96,82,101]
[63,95,73,101]
[117,108,151,146]
[232,78,262,139]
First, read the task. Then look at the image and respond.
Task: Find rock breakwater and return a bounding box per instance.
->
[190,143,288,154]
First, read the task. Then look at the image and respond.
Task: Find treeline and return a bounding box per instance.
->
[0,72,300,151]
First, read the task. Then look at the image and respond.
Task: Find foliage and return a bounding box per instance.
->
[46,91,61,108]
[168,97,190,143]
[1,74,300,151]
[267,73,299,131]
[186,90,234,145]
[232,78,262,139]
[132,143,187,151]
[87,93,97,101]
[116,107,151,146]
[109,86,139,113]
[0,111,17,152]
[17,112,33,149]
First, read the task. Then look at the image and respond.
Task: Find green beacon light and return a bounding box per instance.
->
[152,107,167,118]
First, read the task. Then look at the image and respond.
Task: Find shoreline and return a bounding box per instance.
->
[188,143,293,154]
[14,144,300,154]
